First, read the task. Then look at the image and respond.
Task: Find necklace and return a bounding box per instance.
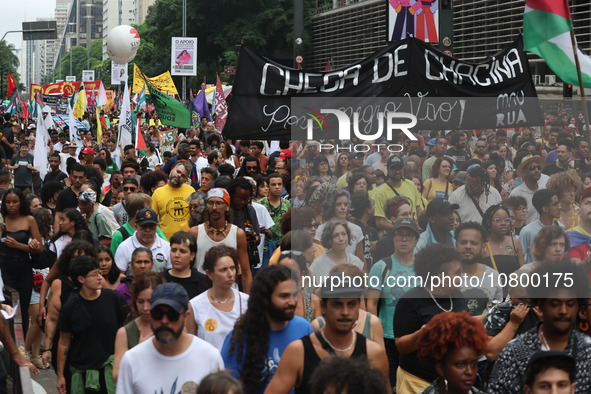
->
[426,288,453,312]
[320,329,356,353]
[210,291,233,304]
[207,221,228,237]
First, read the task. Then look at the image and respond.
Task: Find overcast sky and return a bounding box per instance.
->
[3,1,57,50]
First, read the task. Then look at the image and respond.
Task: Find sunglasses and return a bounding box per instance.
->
[123,187,137,192]
[151,307,181,322]
[529,165,542,171]
[246,166,258,170]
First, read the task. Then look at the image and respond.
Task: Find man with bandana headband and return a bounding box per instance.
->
[78,187,112,247]
[116,283,224,393]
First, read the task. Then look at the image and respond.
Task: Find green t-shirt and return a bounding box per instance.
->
[257,197,291,241]
[368,255,416,339]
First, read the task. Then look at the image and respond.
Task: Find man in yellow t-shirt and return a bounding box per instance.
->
[152,161,196,240]
[374,155,422,232]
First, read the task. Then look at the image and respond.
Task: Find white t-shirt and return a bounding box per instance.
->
[116,336,224,394]
[190,288,249,351]
[114,233,171,276]
[252,201,274,267]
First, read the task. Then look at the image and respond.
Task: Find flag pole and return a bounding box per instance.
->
[569,29,591,141]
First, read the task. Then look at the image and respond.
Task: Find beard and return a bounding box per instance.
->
[153,325,184,345]
[170,178,182,188]
[268,303,295,322]
[462,252,481,265]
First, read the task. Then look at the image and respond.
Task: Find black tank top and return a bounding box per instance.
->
[296,333,368,394]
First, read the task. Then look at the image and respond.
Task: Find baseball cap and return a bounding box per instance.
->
[426,197,459,217]
[387,155,404,169]
[392,218,420,236]
[581,186,591,203]
[453,171,467,185]
[427,138,437,146]
[319,273,366,298]
[348,151,364,160]
[82,147,95,155]
[136,208,159,226]
[207,187,231,206]
[150,283,189,313]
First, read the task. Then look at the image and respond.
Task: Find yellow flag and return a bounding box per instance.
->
[132,64,179,95]
[96,107,102,144]
[73,88,86,119]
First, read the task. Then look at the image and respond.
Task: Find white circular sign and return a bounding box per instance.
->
[106,25,141,64]
[295,55,304,64]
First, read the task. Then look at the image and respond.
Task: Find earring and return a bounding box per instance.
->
[444,378,449,392]
[580,320,590,332]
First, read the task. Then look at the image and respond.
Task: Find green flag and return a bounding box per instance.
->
[144,77,191,128]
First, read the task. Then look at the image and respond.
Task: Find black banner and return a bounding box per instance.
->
[223,36,542,140]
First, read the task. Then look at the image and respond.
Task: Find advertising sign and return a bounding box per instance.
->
[171,37,197,76]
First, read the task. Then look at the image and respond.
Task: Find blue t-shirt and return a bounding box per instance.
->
[221,316,313,394]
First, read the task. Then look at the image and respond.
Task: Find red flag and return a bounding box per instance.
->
[35,92,45,106]
[7,72,16,98]
[324,60,332,71]
[21,95,29,120]
[135,118,145,151]
[213,73,228,132]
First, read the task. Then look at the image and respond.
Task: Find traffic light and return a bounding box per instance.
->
[564,83,573,98]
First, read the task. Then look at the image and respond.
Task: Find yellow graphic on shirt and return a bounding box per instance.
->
[165,197,190,222]
[205,318,218,332]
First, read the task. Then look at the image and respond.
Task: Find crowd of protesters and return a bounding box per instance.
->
[0,105,589,394]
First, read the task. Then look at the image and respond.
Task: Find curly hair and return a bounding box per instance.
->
[321,189,350,222]
[56,240,97,277]
[531,226,569,261]
[40,180,64,206]
[482,204,512,232]
[291,207,316,230]
[547,171,583,199]
[32,208,53,241]
[203,245,239,274]
[430,157,454,180]
[383,196,411,221]
[416,311,488,364]
[320,219,351,249]
[228,265,292,394]
[129,271,166,318]
[349,192,372,219]
[347,172,370,195]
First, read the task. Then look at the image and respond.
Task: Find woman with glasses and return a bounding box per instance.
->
[520,226,569,272]
[502,197,527,236]
[482,205,524,294]
[547,171,583,230]
[312,156,337,185]
[423,157,454,202]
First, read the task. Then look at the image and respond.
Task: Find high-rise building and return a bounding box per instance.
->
[137,0,156,25]
[103,0,138,60]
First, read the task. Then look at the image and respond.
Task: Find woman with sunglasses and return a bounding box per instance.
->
[482,205,524,295]
[113,271,165,383]
[186,245,248,351]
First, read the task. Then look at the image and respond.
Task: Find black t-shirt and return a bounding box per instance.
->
[0,124,13,157]
[352,219,379,269]
[372,234,395,266]
[446,147,471,167]
[393,286,467,382]
[163,269,210,299]
[57,289,128,369]
[56,187,79,212]
[44,170,68,184]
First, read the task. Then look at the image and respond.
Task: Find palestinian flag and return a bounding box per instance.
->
[524,0,591,87]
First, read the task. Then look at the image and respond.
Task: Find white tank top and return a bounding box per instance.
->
[195,223,238,273]
[190,288,249,351]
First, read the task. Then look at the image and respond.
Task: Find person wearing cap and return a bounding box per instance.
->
[222,265,313,394]
[114,208,172,276]
[56,256,128,394]
[336,151,365,188]
[524,351,576,394]
[367,218,419,385]
[448,165,502,224]
[112,177,139,226]
[446,132,471,169]
[265,268,390,394]
[455,222,503,316]
[510,154,549,224]
[116,282,224,393]
[190,187,252,293]
[415,197,457,253]
[152,161,196,240]
[452,170,467,191]
[81,146,95,166]
[7,140,34,194]
[374,155,423,232]
[489,261,591,393]
[78,187,112,246]
[566,186,591,263]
